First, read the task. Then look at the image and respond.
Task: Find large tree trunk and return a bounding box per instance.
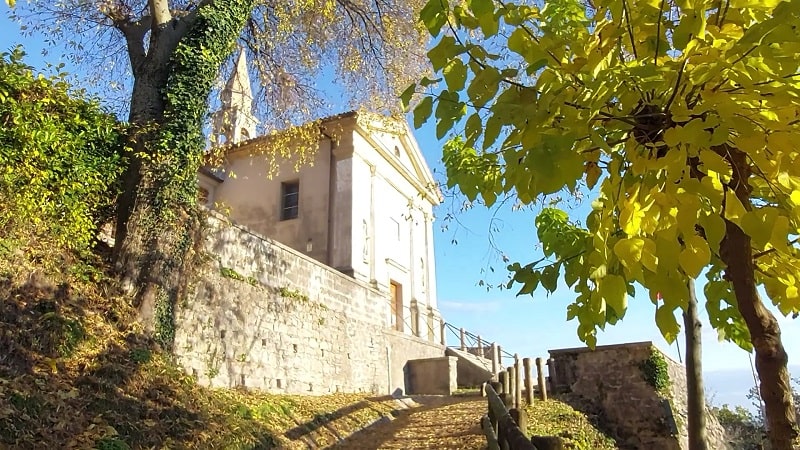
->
[717,145,799,450]
[112,0,257,346]
[683,278,708,450]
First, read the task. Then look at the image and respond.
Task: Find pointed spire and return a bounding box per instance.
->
[212,48,258,145]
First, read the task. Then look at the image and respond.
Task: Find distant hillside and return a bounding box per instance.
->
[705,366,800,412]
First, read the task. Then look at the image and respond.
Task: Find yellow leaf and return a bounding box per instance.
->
[641,238,658,273]
[791,190,800,206]
[620,201,645,236]
[698,149,731,176]
[656,233,681,271]
[769,215,790,254]
[614,237,644,272]
[741,208,778,248]
[679,235,711,278]
[724,190,747,223]
[699,213,725,253]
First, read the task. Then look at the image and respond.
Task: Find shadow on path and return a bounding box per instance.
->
[328,395,485,450]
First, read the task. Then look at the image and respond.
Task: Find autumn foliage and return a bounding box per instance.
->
[410,0,800,446]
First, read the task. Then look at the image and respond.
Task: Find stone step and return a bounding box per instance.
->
[445,347,494,388]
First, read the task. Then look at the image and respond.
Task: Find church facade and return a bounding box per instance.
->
[199,51,443,340]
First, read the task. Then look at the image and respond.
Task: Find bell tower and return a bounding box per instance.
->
[211,49,258,145]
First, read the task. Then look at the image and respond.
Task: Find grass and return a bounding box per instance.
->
[0,243,401,449]
[524,399,618,450]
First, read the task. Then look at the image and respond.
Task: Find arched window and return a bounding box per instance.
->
[240,128,250,141]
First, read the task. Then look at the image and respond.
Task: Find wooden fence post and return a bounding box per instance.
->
[491,343,498,378]
[459,328,466,351]
[536,357,548,401]
[523,357,534,404]
[514,354,522,409]
[506,366,515,409]
[499,370,508,398]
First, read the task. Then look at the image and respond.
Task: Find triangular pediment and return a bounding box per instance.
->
[352,113,441,205]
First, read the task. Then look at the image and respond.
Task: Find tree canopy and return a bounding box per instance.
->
[14,0,429,127]
[410,0,799,446]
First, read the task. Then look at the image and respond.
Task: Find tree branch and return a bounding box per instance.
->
[753,239,800,260]
[117,16,152,72]
[149,0,173,27]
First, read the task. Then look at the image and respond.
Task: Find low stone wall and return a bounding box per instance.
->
[406,357,458,395]
[173,212,444,395]
[549,342,728,450]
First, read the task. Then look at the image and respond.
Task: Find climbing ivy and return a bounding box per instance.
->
[126,0,257,348]
[640,349,671,395]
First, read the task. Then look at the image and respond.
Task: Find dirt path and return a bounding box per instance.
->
[328,395,486,449]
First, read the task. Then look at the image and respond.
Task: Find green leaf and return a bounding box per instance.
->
[516,271,540,296]
[507,28,548,69]
[541,265,559,292]
[599,274,627,315]
[420,0,449,36]
[678,235,711,278]
[469,0,493,17]
[443,59,467,91]
[655,305,680,343]
[413,96,433,128]
[464,113,482,146]
[427,36,463,72]
[400,84,416,110]
[466,65,501,107]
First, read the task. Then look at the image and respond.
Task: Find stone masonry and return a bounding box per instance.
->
[173,212,444,395]
[549,342,728,450]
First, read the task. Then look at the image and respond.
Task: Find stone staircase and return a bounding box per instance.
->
[445,348,495,388]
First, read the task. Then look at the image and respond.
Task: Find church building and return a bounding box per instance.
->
[199,51,443,341]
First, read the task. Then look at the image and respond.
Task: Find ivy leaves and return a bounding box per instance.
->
[412,0,800,351]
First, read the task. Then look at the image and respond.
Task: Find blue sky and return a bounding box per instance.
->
[2,4,797,409]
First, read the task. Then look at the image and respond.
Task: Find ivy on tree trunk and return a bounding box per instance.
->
[114,0,256,347]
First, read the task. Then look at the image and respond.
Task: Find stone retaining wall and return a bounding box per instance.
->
[549,342,728,450]
[173,212,444,395]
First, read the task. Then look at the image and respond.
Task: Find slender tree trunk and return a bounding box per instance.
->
[111,0,257,346]
[717,145,799,450]
[684,278,708,450]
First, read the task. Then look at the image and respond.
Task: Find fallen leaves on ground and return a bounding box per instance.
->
[0,251,407,449]
[330,396,487,449]
[525,398,618,449]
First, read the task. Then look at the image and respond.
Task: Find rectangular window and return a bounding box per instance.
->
[280,181,299,220]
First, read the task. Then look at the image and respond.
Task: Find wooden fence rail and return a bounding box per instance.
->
[482,382,565,450]
[483,382,536,450]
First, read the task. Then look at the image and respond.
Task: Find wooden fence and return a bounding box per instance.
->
[481,382,565,450]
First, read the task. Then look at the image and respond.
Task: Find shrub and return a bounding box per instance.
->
[0,47,125,257]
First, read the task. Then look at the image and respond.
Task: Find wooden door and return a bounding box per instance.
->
[390,281,403,332]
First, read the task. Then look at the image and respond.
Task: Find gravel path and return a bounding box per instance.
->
[328,395,486,449]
